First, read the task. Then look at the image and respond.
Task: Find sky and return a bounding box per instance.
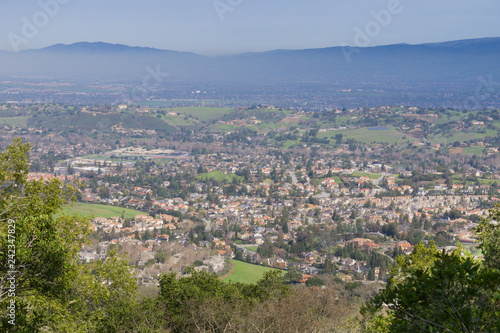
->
[0,0,499,54]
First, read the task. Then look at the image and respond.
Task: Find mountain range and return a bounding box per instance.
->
[1,38,499,107]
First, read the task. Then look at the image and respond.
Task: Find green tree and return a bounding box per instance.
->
[305,277,324,287]
[323,254,335,273]
[367,268,375,281]
[363,236,500,332]
[0,139,89,306]
[284,266,302,283]
[158,268,289,332]
[475,203,500,269]
[0,139,140,332]
[258,237,274,258]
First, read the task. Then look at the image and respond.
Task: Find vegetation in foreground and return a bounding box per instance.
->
[362,206,500,332]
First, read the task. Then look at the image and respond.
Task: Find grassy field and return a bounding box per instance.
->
[462,243,481,256]
[351,171,382,180]
[168,107,234,122]
[318,126,412,145]
[331,116,360,127]
[334,176,343,184]
[478,178,499,185]
[222,260,281,284]
[244,246,259,252]
[81,154,129,161]
[211,124,234,132]
[327,176,343,184]
[151,158,176,165]
[315,176,343,186]
[61,202,144,219]
[429,127,499,144]
[0,116,29,127]
[161,115,199,127]
[196,171,243,182]
[278,140,301,149]
[462,147,485,155]
[435,110,464,125]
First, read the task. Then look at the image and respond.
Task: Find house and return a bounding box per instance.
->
[395,241,413,254]
[268,256,287,268]
[299,274,313,284]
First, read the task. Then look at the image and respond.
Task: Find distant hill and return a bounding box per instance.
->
[0,38,499,106]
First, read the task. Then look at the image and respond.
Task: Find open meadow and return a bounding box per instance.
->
[61,202,144,219]
[222,260,281,284]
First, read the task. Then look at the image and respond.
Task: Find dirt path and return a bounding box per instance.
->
[218,262,235,280]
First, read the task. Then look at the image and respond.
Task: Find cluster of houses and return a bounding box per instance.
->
[89,213,178,234]
[23,141,497,285]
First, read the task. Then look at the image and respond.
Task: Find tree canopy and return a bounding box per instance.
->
[363,204,500,332]
[0,139,138,331]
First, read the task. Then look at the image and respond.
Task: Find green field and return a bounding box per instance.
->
[434,110,463,125]
[244,246,259,252]
[81,154,128,161]
[222,260,281,284]
[478,178,499,185]
[0,116,29,127]
[326,176,343,184]
[333,176,343,184]
[462,147,485,155]
[61,202,144,219]
[429,127,499,144]
[318,126,412,145]
[462,243,481,256]
[162,115,199,127]
[256,122,278,131]
[168,107,234,122]
[197,171,243,182]
[278,140,300,149]
[212,124,234,132]
[351,171,382,180]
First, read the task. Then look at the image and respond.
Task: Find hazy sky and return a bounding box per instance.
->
[1,0,499,54]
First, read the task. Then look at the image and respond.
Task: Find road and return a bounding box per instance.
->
[287,170,298,185]
[373,172,389,187]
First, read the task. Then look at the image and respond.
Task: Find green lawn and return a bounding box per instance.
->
[429,127,499,144]
[168,107,234,122]
[256,122,278,131]
[318,126,412,145]
[279,140,301,149]
[211,124,234,132]
[323,176,343,184]
[478,178,499,185]
[462,147,485,155]
[462,244,482,256]
[151,158,175,165]
[332,176,343,184]
[196,171,243,182]
[0,116,29,127]
[161,115,198,127]
[244,246,259,252]
[80,154,128,161]
[222,260,281,284]
[61,203,144,219]
[351,171,382,180]
[435,111,463,125]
